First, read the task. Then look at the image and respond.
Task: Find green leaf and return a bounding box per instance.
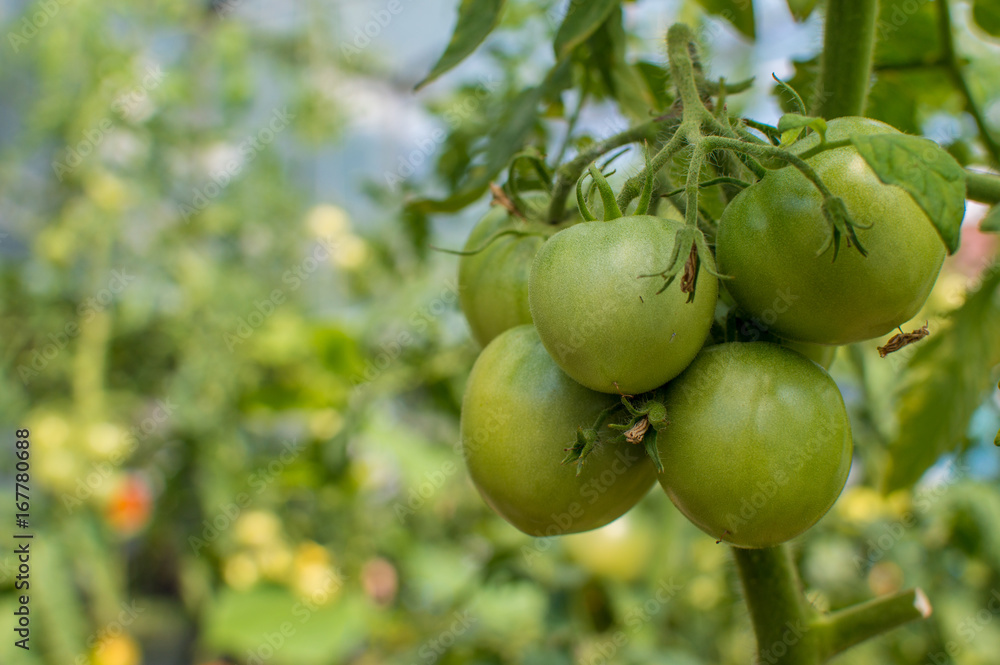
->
[982,205,1000,232]
[415,0,506,90]
[584,8,655,119]
[850,133,967,253]
[408,60,571,214]
[972,0,1000,37]
[635,60,672,111]
[693,0,756,40]
[553,0,619,58]
[884,269,1000,491]
[777,113,827,136]
[786,0,819,21]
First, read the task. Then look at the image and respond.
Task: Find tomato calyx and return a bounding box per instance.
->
[609,395,668,473]
[562,394,669,475]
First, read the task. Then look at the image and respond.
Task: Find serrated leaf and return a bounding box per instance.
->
[786,0,819,21]
[553,0,619,58]
[694,0,756,40]
[983,205,1000,232]
[777,113,827,135]
[884,270,1000,491]
[850,133,967,253]
[415,0,506,90]
[972,0,1000,37]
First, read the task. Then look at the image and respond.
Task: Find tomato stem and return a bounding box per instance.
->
[546,119,671,224]
[813,0,879,118]
[732,545,819,665]
[965,170,1000,205]
[814,588,931,660]
[733,544,932,663]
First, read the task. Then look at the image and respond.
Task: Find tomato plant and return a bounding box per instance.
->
[460,324,657,536]
[657,342,852,548]
[717,117,947,345]
[414,1,1000,663]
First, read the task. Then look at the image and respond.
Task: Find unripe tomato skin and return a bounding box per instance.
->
[458,193,569,347]
[529,215,718,394]
[717,117,946,345]
[461,325,657,536]
[657,342,852,548]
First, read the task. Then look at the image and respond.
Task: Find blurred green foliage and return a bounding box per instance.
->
[0,1,999,665]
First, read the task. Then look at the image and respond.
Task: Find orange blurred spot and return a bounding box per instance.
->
[105,474,153,536]
[361,557,398,607]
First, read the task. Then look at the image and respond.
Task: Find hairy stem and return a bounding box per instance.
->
[546,120,667,223]
[814,0,879,118]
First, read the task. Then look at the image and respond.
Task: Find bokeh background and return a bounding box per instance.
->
[1,0,1000,664]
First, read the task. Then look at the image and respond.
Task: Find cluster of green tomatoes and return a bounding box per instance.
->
[457,117,947,549]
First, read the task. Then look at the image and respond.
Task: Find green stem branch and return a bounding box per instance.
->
[966,170,1000,204]
[546,119,668,224]
[815,588,932,660]
[814,0,880,118]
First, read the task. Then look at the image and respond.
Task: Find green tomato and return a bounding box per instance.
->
[458,192,569,347]
[657,342,852,548]
[461,325,657,536]
[528,216,718,394]
[716,117,946,345]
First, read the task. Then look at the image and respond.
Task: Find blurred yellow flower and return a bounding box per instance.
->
[91,634,141,665]
[223,553,259,591]
[234,510,282,548]
[291,542,342,604]
[306,204,350,239]
[836,486,887,524]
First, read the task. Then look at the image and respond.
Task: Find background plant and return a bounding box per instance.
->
[1,0,999,664]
